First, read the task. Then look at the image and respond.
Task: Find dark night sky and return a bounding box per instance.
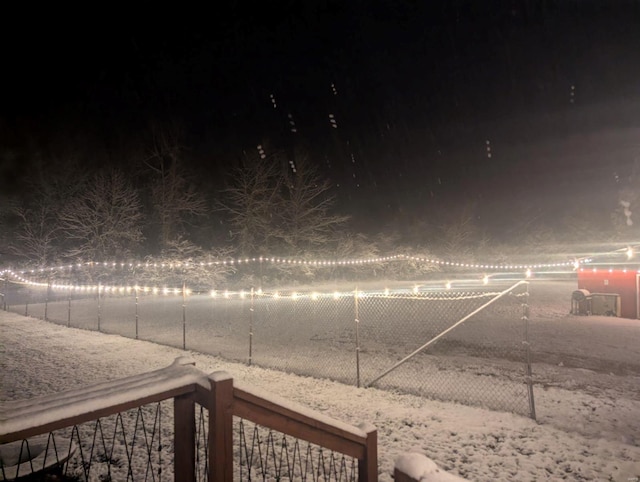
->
[3,1,640,238]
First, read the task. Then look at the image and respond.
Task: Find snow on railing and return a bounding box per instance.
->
[0,358,378,482]
[394,453,468,481]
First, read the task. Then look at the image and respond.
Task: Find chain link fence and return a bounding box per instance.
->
[2,278,534,418]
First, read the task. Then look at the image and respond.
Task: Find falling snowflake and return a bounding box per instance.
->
[620,200,633,226]
[288,113,297,133]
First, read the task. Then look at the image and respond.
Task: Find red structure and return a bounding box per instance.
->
[577,268,640,319]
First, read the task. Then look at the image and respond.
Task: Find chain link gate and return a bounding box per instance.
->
[359,281,535,418]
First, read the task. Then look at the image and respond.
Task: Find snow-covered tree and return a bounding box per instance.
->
[59,169,145,260]
[136,236,236,291]
[5,156,88,265]
[8,202,60,266]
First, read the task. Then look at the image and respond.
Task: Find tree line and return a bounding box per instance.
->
[1,127,638,287]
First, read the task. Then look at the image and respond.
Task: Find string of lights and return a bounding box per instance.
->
[1,247,635,298]
[0,268,509,300]
[2,252,590,276]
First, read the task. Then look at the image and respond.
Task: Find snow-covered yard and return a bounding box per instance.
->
[2,278,639,481]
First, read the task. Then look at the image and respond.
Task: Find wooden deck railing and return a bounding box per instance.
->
[0,357,377,482]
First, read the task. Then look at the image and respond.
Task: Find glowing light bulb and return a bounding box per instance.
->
[482,275,489,285]
[627,247,634,259]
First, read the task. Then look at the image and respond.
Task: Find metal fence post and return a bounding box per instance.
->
[182,280,187,350]
[3,276,7,311]
[249,287,254,366]
[523,285,537,420]
[135,287,139,340]
[354,287,361,388]
[44,280,50,321]
[97,282,102,332]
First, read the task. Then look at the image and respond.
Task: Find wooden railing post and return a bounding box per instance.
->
[209,372,234,482]
[174,357,197,482]
[358,422,378,482]
[174,393,196,482]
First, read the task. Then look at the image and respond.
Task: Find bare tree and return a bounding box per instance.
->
[217,154,283,256]
[436,203,488,262]
[218,151,349,259]
[59,169,144,260]
[276,154,349,255]
[144,124,207,248]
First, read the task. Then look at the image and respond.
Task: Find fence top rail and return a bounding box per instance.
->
[225,373,375,459]
[231,377,369,442]
[0,357,203,444]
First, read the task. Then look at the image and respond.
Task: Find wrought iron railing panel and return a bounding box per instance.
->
[235,418,358,482]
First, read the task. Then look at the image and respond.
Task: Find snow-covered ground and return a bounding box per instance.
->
[1,278,639,481]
